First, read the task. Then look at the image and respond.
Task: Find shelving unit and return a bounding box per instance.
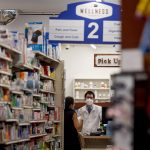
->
[73,78,110,102]
[0,42,64,150]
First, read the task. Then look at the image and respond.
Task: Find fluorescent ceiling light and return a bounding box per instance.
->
[96,0,102,2]
[90,44,97,49]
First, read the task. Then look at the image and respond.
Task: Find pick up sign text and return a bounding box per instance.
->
[94,54,121,67]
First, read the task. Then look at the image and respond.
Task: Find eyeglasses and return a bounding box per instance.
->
[86,96,94,99]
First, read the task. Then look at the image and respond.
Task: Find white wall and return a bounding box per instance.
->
[7,15,49,32]
[61,44,121,96]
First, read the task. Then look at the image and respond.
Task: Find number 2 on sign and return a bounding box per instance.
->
[88,22,99,39]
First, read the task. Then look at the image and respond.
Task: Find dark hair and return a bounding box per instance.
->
[31,30,42,43]
[65,96,74,110]
[84,91,95,99]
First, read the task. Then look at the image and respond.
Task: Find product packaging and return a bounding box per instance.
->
[26,22,44,52]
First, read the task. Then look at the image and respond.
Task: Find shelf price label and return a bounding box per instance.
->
[49,1,121,44]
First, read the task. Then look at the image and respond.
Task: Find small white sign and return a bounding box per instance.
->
[94,54,121,67]
[76,2,113,20]
[103,21,121,42]
[122,49,144,72]
[49,19,84,41]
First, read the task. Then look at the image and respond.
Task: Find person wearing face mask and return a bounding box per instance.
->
[64,96,81,150]
[78,91,102,135]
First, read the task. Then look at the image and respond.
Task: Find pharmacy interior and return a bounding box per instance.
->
[2,0,149,150]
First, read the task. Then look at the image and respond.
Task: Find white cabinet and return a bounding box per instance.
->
[73,79,110,102]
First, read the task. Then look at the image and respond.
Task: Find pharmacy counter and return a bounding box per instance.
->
[79,133,112,149]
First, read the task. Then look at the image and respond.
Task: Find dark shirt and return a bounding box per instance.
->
[64,108,81,150]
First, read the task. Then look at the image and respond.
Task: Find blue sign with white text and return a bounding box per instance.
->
[49,1,121,44]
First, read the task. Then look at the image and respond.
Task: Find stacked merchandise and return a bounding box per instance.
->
[0,24,62,150]
[108,72,150,150]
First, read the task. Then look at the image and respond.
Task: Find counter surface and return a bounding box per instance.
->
[79,133,112,149]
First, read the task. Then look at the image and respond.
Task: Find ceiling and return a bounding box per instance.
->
[0,0,89,13]
[0,0,120,13]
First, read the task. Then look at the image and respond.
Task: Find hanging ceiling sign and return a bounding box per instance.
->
[49,1,121,44]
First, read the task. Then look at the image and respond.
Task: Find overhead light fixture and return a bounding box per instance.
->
[0,9,18,25]
[96,0,103,2]
[90,44,97,49]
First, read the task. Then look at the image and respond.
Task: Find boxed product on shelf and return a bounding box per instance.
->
[26,22,44,52]
[9,31,19,50]
[22,94,33,107]
[0,60,11,73]
[0,46,12,60]
[40,80,54,92]
[11,94,22,108]
[0,87,10,102]
[54,107,61,121]
[43,31,49,55]
[23,109,32,122]
[48,42,61,60]
[0,103,13,120]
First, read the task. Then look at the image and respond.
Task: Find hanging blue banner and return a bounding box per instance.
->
[49,1,121,44]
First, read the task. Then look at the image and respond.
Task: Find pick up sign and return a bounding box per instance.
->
[94,54,121,67]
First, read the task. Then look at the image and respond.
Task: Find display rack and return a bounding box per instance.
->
[0,43,64,150]
[73,78,110,102]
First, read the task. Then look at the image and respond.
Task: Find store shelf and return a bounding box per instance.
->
[74,88,110,90]
[40,101,50,104]
[30,133,47,138]
[11,107,23,110]
[21,88,33,93]
[0,42,63,149]
[47,105,55,108]
[73,79,110,107]
[33,66,40,71]
[19,122,30,126]
[39,89,55,94]
[0,138,30,145]
[0,83,10,89]
[11,90,23,95]
[23,106,33,109]
[34,51,60,66]
[75,98,110,100]
[33,94,41,98]
[0,55,12,62]
[53,120,61,124]
[53,135,61,138]
[6,119,18,122]
[83,135,112,140]
[33,108,41,111]
[0,101,11,104]
[45,126,53,130]
[50,91,55,94]
[45,139,55,143]
[0,42,22,55]
[30,120,46,123]
[40,74,55,81]
[13,64,34,72]
[0,70,12,76]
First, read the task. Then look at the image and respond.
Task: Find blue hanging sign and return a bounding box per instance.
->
[49,1,121,44]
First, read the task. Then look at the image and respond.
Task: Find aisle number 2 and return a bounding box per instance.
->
[88,22,99,39]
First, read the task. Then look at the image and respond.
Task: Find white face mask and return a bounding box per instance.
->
[86,98,93,106]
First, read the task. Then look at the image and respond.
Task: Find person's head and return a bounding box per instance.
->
[65,96,75,110]
[84,91,95,106]
[31,30,42,44]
